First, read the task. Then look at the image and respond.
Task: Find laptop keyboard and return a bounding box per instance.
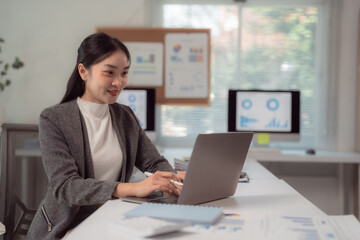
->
[149,193,178,204]
[150,197,177,204]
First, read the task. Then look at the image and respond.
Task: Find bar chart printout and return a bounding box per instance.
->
[185,214,360,239]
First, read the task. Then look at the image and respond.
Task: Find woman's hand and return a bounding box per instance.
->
[176,171,186,182]
[172,171,186,192]
[112,171,182,198]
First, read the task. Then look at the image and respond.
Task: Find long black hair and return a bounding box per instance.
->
[60,32,131,104]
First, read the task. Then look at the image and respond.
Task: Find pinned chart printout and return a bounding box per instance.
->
[124,42,163,86]
[165,33,209,98]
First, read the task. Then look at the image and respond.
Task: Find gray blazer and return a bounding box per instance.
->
[27,100,175,240]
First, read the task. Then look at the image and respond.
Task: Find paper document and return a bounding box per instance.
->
[185,214,360,240]
[124,42,163,86]
[165,33,208,98]
[328,215,360,240]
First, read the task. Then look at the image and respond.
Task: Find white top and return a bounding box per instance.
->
[77,97,123,181]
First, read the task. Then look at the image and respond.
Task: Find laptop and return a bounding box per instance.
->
[121,132,253,205]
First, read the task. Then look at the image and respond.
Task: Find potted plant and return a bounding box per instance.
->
[0,37,24,127]
[0,38,24,91]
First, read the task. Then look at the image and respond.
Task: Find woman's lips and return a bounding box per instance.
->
[107,90,118,96]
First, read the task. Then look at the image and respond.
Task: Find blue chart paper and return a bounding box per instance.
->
[184,214,360,239]
[123,202,223,224]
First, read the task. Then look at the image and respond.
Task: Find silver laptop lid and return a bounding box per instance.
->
[178,132,253,205]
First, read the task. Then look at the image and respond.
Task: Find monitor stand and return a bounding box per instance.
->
[248,147,281,155]
[248,140,281,155]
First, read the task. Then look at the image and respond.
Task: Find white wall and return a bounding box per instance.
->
[337,0,360,151]
[0,0,359,151]
[0,0,148,124]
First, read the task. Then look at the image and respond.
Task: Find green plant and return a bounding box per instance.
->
[0,38,24,91]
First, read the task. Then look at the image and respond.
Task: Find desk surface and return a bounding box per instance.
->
[250,149,360,163]
[64,157,325,240]
[249,149,360,220]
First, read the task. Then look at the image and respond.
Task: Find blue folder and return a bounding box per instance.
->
[123,202,224,224]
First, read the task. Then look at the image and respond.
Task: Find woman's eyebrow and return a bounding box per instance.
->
[103,64,118,69]
[103,64,130,70]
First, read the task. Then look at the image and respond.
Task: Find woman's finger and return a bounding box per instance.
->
[147,172,180,195]
[176,171,186,181]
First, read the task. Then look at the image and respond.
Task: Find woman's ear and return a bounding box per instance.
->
[78,63,88,81]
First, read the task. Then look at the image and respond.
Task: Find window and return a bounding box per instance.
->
[153,0,336,149]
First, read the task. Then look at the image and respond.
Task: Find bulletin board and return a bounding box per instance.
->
[96,27,211,105]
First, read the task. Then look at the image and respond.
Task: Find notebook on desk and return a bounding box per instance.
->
[121,132,253,205]
[124,202,224,224]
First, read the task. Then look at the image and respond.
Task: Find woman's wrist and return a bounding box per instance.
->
[112,182,137,198]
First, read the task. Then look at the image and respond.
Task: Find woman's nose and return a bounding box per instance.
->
[113,75,126,87]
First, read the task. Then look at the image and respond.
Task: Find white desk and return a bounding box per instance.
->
[250,150,360,218]
[64,157,326,240]
[249,150,360,164]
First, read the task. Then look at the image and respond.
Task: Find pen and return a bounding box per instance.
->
[144,171,183,186]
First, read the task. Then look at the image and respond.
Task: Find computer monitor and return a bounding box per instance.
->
[228,89,300,142]
[116,88,155,131]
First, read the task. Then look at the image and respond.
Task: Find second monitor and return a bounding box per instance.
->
[228,89,300,142]
[116,88,155,131]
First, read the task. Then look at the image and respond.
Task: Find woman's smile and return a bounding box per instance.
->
[107,89,119,96]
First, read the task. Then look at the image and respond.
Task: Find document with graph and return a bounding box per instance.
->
[185,214,360,240]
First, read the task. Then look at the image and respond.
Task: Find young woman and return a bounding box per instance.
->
[27,33,185,239]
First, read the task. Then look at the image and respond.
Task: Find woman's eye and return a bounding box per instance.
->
[106,71,113,75]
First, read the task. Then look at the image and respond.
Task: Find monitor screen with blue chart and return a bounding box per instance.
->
[228,90,300,142]
[116,88,155,131]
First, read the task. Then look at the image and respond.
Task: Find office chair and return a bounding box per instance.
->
[0,123,47,240]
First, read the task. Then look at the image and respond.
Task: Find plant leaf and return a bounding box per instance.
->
[0,83,4,91]
[0,38,4,43]
[12,57,24,69]
[4,63,9,71]
[5,79,11,86]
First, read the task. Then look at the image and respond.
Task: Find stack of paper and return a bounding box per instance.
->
[174,157,190,172]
